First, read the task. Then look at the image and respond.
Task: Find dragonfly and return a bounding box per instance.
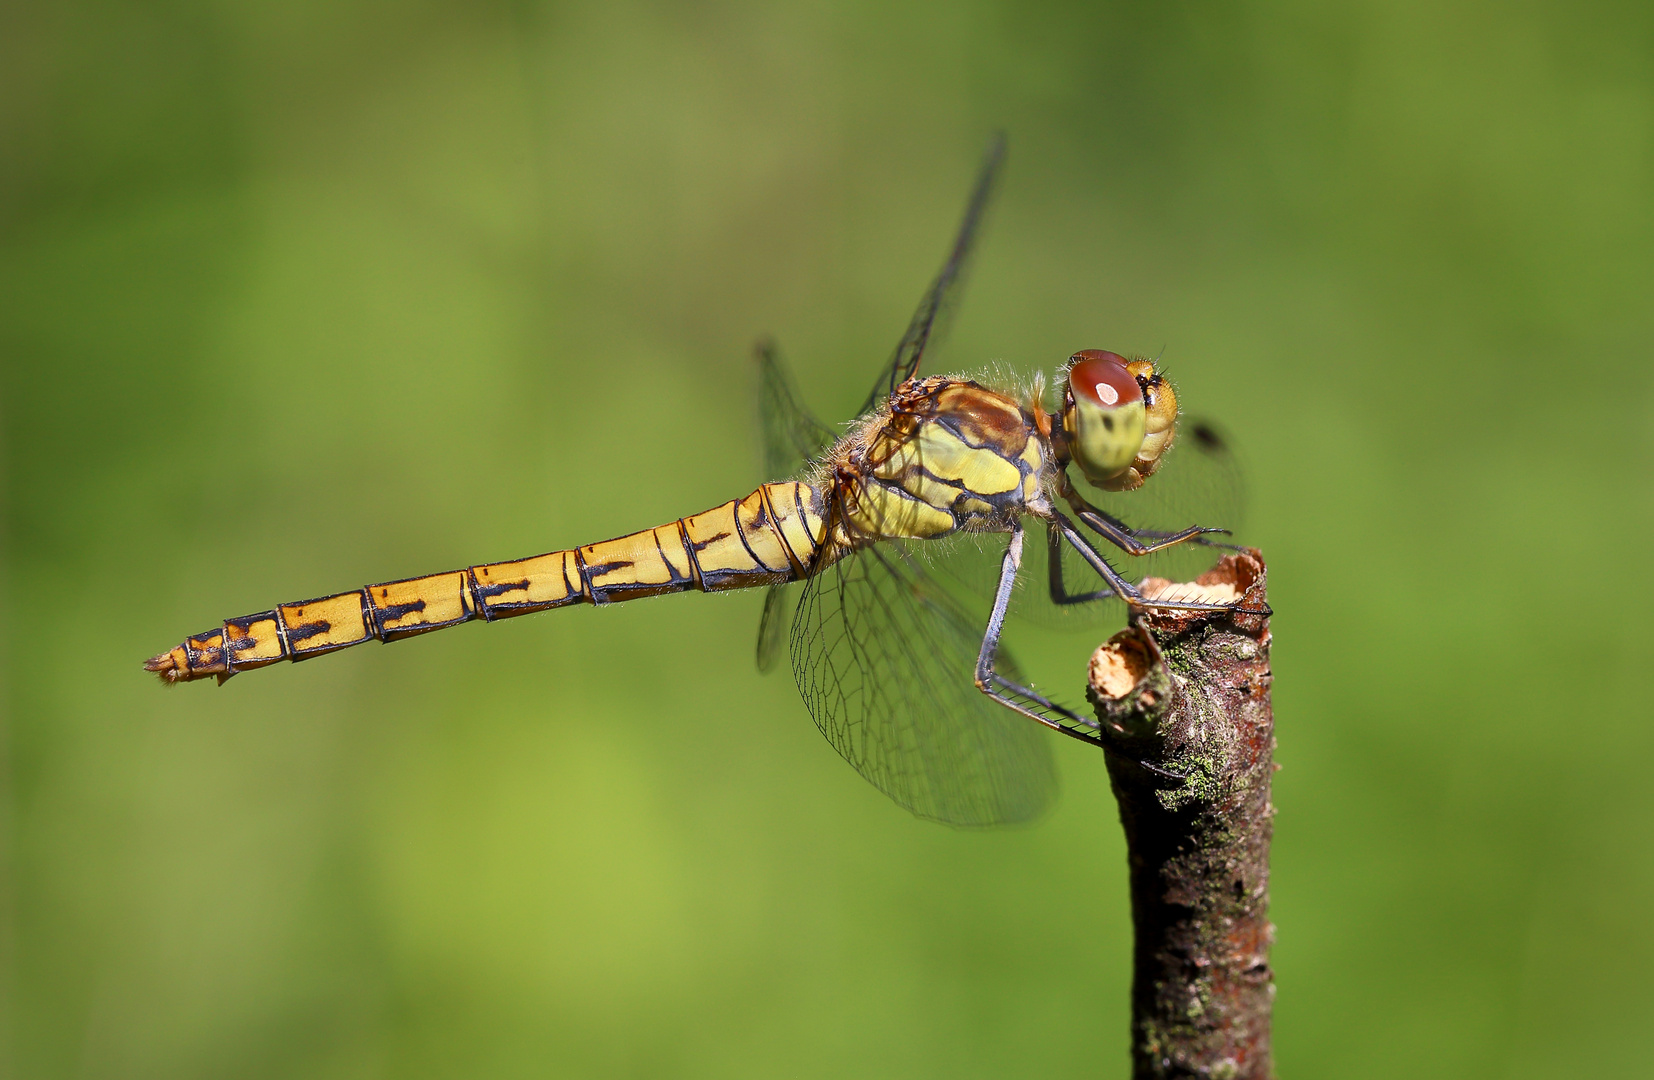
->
[146,136,1265,826]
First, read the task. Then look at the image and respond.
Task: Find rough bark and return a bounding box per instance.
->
[1088,550,1275,1080]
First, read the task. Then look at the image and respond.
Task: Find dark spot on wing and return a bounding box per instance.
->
[1190,422,1225,451]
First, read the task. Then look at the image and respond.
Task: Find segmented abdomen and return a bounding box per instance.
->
[146,482,827,684]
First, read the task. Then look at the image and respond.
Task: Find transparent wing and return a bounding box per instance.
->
[857,134,1006,416]
[789,534,1058,827]
[756,581,790,672]
[757,337,838,482]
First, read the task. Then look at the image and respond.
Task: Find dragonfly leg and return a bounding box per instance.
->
[975,523,1099,735]
[1047,516,1243,610]
[1054,513,1248,615]
[1047,521,1117,607]
[1064,490,1231,556]
[974,525,1188,783]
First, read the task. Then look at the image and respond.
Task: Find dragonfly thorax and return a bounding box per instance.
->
[835,377,1053,544]
[1060,350,1179,493]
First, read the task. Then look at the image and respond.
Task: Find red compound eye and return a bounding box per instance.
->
[1069,350,1142,409]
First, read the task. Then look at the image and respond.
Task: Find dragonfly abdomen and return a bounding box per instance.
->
[145,482,828,684]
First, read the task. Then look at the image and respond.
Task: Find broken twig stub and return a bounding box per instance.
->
[1089,550,1275,1080]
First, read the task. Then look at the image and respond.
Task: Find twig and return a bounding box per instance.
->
[1088,551,1275,1079]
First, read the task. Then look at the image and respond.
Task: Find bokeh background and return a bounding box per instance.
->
[4,1,1652,1077]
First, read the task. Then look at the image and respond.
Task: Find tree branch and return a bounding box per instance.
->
[1088,550,1275,1079]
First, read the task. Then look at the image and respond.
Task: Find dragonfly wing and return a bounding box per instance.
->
[789,536,1058,827]
[757,337,838,482]
[857,134,1006,416]
[756,583,789,672]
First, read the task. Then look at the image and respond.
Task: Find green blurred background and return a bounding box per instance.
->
[3,1,1652,1076]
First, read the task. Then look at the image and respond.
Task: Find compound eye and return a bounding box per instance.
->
[1065,350,1149,486]
[1069,350,1144,410]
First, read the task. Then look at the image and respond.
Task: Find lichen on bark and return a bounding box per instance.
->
[1089,551,1275,1080]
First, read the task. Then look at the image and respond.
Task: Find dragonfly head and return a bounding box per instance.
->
[1062,350,1179,492]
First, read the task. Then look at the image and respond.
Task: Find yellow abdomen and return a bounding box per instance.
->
[146,482,828,684]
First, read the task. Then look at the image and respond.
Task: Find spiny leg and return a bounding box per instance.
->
[1063,490,1231,557]
[1053,512,1250,615]
[972,524,1187,782]
[1046,517,1196,610]
[974,523,1097,733]
[1047,520,1116,607]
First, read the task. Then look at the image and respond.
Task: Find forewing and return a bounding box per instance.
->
[789,537,1058,827]
[858,134,1006,416]
[757,337,838,481]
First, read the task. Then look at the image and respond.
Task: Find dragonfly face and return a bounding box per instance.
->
[149,135,1265,827]
[1060,350,1179,493]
